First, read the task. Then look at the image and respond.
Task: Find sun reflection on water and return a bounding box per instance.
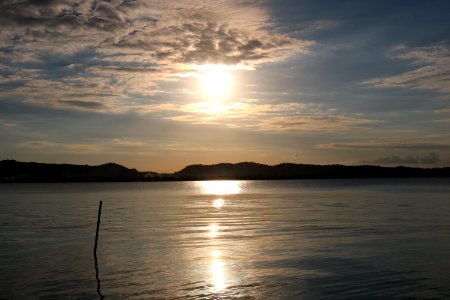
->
[211,250,221,258]
[213,198,225,208]
[197,181,241,292]
[200,180,241,195]
[208,224,219,238]
[211,254,226,291]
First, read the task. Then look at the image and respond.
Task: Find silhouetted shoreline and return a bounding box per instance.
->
[1,160,450,183]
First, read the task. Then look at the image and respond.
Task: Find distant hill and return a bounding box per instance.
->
[0,160,142,182]
[1,160,450,182]
[174,162,450,180]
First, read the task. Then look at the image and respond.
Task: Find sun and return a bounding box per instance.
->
[197,64,233,99]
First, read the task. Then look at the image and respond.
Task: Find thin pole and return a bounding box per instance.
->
[94,200,104,299]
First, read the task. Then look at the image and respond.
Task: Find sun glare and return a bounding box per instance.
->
[200,181,241,195]
[193,101,228,114]
[197,64,233,99]
[213,198,225,208]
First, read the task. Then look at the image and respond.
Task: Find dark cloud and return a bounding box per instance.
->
[318,143,450,151]
[0,0,310,64]
[114,21,308,65]
[58,100,105,109]
[0,0,134,30]
[365,152,440,165]
[88,66,162,74]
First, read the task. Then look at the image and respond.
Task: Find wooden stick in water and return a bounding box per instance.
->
[94,201,104,299]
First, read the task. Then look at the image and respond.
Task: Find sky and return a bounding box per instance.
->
[1,0,449,172]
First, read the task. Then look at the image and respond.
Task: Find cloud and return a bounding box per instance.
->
[253,115,379,132]
[140,100,382,132]
[18,141,102,153]
[435,118,450,124]
[0,118,17,128]
[363,152,440,165]
[17,138,147,155]
[58,100,106,109]
[158,145,247,153]
[0,0,314,111]
[317,142,450,151]
[365,44,450,93]
[108,17,310,66]
[110,138,144,147]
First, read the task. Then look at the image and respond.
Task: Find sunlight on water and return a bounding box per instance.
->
[211,250,221,258]
[208,224,219,238]
[213,198,225,208]
[210,258,226,291]
[2,179,450,299]
[199,180,241,195]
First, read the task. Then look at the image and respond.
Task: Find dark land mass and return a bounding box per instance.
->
[0,160,141,182]
[174,162,450,180]
[1,160,450,183]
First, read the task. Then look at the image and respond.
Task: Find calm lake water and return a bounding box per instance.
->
[1,178,450,299]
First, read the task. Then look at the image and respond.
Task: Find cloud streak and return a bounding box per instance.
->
[317,142,450,151]
[18,141,102,154]
[365,44,450,94]
[137,100,381,132]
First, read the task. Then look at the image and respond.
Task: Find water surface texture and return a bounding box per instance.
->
[1,179,450,299]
